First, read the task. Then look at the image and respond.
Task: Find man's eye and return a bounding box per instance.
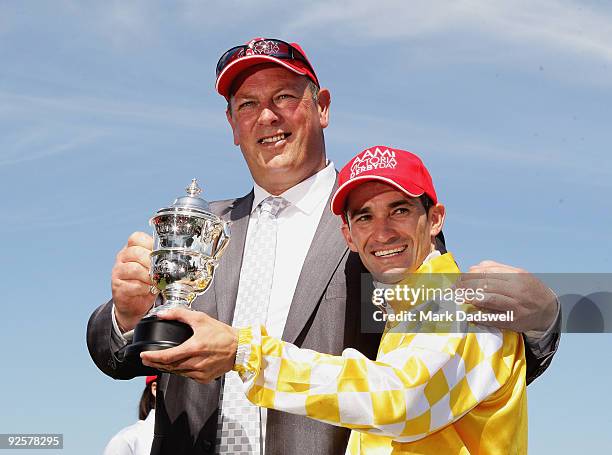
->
[276,94,295,102]
[238,101,255,110]
[392,207,410,216]
[354,214,371,223]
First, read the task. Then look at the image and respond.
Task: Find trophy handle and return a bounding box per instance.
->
[213,221,231,261]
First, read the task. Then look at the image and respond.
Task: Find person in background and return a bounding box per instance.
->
[103,376,157,455]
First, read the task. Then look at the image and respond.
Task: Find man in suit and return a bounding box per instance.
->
[87,38,560,454]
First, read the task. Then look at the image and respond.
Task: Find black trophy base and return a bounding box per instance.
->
[123,315,194,374]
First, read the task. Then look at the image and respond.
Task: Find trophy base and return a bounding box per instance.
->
[123,315,194,372]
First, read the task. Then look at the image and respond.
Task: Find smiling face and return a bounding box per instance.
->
[341,181,445,283]
[226,64,331,195]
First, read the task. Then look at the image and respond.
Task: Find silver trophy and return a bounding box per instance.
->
[124,179,230,364]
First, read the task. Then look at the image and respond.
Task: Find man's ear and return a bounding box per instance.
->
[428,203,446,237]
[317,88,331,129]
[226,107,240,146]
[341,222,358,252]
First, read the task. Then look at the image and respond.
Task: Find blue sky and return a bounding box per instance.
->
[1,1,611,453]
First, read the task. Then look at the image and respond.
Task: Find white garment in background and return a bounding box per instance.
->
[103,409,155,455]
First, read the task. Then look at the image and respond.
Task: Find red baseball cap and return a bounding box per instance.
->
[146,375,157,386]
[215,37,319,99]
[331,146,438,218]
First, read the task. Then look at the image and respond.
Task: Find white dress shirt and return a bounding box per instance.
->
[248,161,336,338]
[244,161,336,450]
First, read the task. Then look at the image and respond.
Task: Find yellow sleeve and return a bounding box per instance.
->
[233,325,520,442]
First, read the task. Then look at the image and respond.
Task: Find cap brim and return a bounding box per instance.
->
[330,175,424,216]
[216,55,309,98]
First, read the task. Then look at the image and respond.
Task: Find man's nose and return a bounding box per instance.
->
[257,106,280,125]
[372,218,398,243]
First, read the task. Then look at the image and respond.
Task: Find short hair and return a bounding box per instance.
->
[419,194,434,213]
[227,77,319,115]
[306,80,319,103]
[419,194,447,251]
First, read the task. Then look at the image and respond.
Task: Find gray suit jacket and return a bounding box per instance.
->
[87,187,560,454]
[88,189,381,454]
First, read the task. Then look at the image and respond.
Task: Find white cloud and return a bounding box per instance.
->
[10,1,611,66]
[284,0,612,63]
[0,91,225,167]
[63,0,161,47]
[327,109,611,188]
[0,129,102,167]
[0,91,224,131]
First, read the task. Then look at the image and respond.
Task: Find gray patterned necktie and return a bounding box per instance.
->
[216,196,289,455]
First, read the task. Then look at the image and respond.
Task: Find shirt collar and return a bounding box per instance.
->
[422,249,442,263]
[251,161,336,215]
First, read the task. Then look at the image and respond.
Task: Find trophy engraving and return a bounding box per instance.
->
[124,179,230,366]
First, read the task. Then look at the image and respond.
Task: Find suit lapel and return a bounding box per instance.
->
[196,183,347,342]
[282,187,348,345]
[213,191,253,325]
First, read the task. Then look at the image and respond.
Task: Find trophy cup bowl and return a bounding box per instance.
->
[124,179,230,368]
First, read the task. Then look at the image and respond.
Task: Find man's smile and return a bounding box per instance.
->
[372,245,407,258]
[258,132,292,144]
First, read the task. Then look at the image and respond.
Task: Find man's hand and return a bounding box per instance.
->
[457,260,558,332]
[140,307,239,384]
[111,232,156,332]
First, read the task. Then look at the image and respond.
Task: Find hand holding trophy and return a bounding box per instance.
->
[123,179,231,368]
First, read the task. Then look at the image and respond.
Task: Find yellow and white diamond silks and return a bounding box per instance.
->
[233,253,527,454]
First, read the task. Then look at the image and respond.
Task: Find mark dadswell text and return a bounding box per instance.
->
[373,309,515,323]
